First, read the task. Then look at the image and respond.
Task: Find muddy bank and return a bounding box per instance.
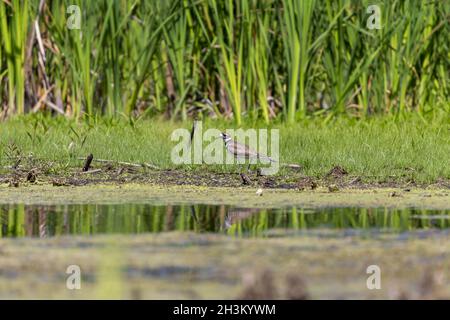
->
[0,183,449,210]
[0,231,449,299]
[1,161,450,190]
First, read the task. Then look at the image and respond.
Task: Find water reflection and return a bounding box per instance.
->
[0,204,449,238]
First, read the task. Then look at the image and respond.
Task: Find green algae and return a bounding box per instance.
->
[0,183,449,210]
[0,232,449,299]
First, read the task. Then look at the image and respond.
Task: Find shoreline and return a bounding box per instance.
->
[1,182,449,210]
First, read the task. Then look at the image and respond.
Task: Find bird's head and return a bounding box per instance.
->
[220,132,231,142]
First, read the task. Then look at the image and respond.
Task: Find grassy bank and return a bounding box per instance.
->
[0,115,449,184]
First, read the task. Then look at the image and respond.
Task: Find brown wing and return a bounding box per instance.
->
[229,141,259,157]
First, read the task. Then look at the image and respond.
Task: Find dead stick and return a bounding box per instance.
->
[79,169,102,175]
[43,99,65,115]
[282,163,302,169]
[82,154,94,172]
[31,84,55,113]
[77,158,159,170]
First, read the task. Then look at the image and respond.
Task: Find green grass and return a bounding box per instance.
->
[0,114,449,183]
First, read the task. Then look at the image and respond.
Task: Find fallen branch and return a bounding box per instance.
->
[282,163,302,170]
[77,158,159,170]
[78,169,102,175]
[143,163,159,170]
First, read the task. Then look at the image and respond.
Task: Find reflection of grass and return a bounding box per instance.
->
[2,203,449,238]
[0,232,449,299]
[0,115,449,183]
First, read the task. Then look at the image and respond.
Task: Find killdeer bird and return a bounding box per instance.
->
[220,132,275,172]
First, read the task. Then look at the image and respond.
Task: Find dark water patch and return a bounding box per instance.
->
[126,265,215,280]
[263,227,450,240]
[0,203,449,238]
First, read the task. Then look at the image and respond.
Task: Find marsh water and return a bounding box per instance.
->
[1,203,449,238]
[1,200,450,299]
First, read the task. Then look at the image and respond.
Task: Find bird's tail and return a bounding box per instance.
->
[258,155,277,163]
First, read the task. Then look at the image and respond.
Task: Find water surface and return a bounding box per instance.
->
[1,203,449,238]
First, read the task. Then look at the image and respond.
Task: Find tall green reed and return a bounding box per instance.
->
[0,0,448,122]
[0,0,29,115]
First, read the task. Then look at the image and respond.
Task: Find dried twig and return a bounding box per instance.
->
[78,169,102,175]
[31,84,55,112]
[282,163,302,170]
[77,158,159,170]
[43,100,64,115]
